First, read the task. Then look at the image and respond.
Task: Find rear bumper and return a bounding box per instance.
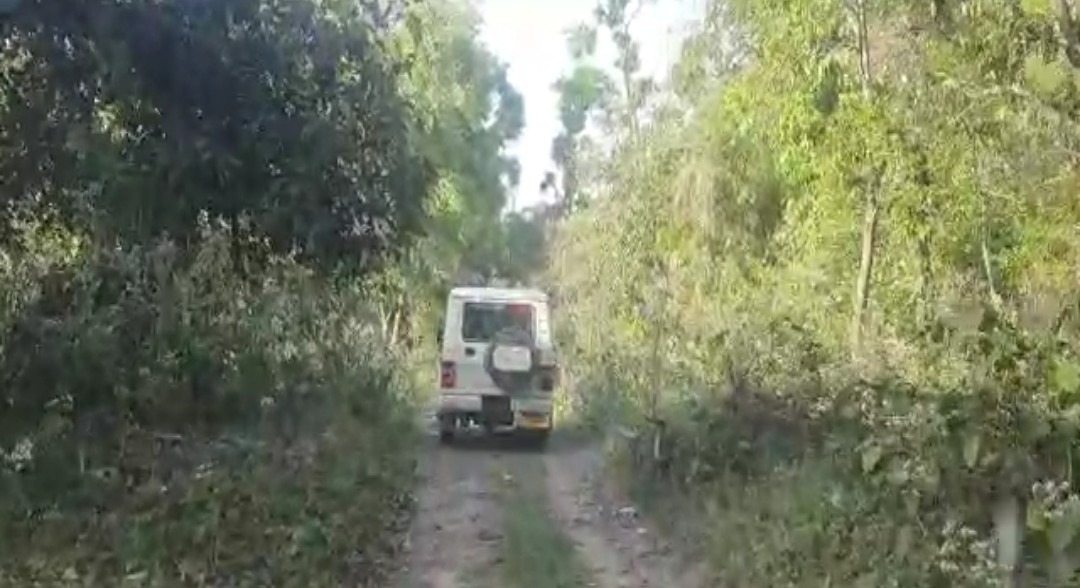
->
[438,392,553,413]
[437,392,553,429]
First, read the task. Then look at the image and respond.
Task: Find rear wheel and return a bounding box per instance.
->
[438,415,455,444]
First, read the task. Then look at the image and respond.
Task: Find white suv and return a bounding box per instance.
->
[435,286,559,446]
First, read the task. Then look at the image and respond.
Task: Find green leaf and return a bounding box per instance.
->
[1028,501,1049,532]
[1050,507,1080,554]
[1024,55,1071,99]
[1020,0,1054,16]
[1052,358,1080,394]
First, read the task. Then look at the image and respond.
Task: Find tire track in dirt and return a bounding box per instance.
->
[393,434,506,588]
[395,428,705,588]
[543,442,708,588]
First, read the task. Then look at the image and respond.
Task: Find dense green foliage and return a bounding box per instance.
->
[1,235,418,586]
[549,0,1080,585]
[1,0,429,270]
[362,0,536,349]
[0,0,525,584]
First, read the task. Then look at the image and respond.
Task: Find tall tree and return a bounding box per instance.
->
[0,0,430,272]
[550,21,615,214]
[369,0,529,339]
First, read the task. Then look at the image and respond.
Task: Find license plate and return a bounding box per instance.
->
[517,413,550,429]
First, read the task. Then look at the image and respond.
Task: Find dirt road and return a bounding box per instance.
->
[392,425,707,588]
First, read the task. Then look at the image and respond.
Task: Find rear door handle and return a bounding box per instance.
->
[464,347,476,357]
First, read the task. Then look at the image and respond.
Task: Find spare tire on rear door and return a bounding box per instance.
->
[483,325,538,394]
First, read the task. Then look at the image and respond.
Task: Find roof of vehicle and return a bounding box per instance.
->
[449,286,549,303]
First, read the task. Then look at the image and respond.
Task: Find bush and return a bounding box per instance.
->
[0,231,419,587]
[577,305,1080,587]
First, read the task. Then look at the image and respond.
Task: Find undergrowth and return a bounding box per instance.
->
[0,232,421,587]
[580,310,1080,587]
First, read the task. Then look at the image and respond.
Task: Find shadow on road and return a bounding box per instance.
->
[433,431,544,453]
[425,429,591,455]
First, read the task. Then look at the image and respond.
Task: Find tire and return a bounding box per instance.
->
[484,326,538,395]
[438,415,455,444]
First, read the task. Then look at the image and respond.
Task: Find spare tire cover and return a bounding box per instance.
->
[483,325,538,394]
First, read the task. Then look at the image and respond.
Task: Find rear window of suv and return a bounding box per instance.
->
[461,302,534,342]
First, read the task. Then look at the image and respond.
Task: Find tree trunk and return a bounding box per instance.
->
[852,190,880,351]
[563,161,577,215]
[853,0,872,99]
[229,211,245,277]
[931,0,951,27]
[620,60,639,139]
[917,230,934,329]
[378,301,391,341]
[646,257,667,470]
[981,232,1001,307]
[389,293,405,347]
[993,493,1026,588]
[388,309,401,346]
[1058,0,1080,67]
[848,0,879,354]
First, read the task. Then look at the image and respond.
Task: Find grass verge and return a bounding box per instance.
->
[491,465,592,588]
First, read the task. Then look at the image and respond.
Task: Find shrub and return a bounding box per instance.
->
[0,231,419,587]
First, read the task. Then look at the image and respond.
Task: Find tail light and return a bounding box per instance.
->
[440,361,456,389]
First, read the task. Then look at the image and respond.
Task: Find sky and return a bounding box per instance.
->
[478,0,703,211]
